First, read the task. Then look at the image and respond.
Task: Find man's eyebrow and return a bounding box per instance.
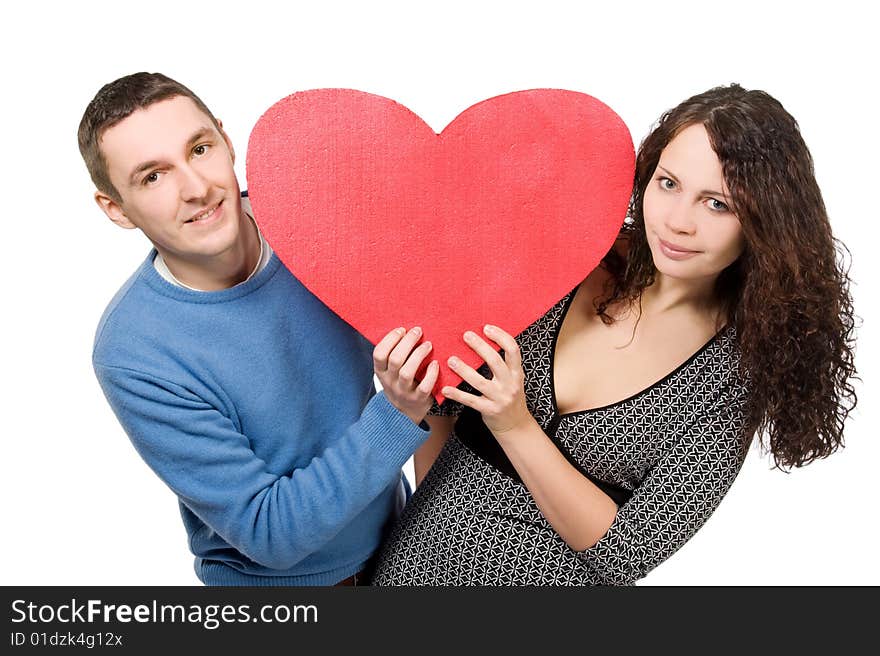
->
[129,160,162,185]
[657,165,729,199]
[128,127,217,185]
[185,127,215,148]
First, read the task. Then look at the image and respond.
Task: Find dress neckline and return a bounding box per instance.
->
[547,286,731,419]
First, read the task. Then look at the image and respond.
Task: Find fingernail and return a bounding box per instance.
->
[412,326,422,336]
[484,324,495,333]
[423,341,432,350]
[396,327,405,335]
[442,387,453,395]
[448,356,458,366]
[463,331,475,341]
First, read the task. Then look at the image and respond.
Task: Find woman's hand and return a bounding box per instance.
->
[441,324,535,437]
[442,326,619,551]
[373,326,439,425]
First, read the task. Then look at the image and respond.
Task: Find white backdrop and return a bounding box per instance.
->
[2,0,876,585]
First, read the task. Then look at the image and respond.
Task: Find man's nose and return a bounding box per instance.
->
[179,164,210,201]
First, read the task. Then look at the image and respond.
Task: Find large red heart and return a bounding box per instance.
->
[246,89,634,400]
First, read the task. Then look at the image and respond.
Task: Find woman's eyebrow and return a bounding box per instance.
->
[658,165,729,199]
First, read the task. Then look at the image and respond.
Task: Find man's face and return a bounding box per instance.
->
[96,95,244,269]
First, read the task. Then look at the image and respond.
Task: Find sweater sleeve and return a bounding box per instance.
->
[576,389,750,585]
[94,362,429,571]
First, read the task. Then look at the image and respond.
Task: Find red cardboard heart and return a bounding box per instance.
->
[246,89,634,401]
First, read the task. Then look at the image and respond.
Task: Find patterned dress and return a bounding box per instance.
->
[370,289,750,585]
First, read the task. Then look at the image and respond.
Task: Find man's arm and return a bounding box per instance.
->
[95,362,429,571]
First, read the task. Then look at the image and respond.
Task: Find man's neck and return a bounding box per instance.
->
[159,211,261,291]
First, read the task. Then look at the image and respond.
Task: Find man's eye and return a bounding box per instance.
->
[143,172,160,185]
[193,144,210,156]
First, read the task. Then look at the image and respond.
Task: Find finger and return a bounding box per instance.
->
[447,356,493,396]
[462,330,507,379]
[373,327,406,372]
[484,324,522,371]
[417,360,440,395]
[441,385,489,414]
[387,326,423,372]
[399,341,433,384]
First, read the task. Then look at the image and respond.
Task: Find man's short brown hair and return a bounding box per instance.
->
[78,72,221,202]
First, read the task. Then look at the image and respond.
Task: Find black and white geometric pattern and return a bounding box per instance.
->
[370,290,749,586]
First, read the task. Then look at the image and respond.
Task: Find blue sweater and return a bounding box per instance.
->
[93,251,429,585]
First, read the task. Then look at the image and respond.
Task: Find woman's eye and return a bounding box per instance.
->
[708,198,729,212]
[659,177,676,190]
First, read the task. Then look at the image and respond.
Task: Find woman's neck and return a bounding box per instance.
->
[640,271,721,319]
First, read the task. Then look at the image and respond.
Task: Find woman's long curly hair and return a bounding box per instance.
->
[597,84,857,469]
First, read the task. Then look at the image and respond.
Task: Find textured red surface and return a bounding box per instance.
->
[247,89,634,401]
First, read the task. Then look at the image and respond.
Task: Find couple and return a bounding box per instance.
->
[81,72,856,586]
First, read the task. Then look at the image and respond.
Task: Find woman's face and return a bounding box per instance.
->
[643,123,745,284]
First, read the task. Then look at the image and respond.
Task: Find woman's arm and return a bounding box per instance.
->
[444,325,750,584]
[414,416,456,486]
[492,420,618,550]
[577,399,748,584]
[441,325,618,550]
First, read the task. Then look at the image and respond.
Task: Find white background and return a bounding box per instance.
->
[2,0,877,585]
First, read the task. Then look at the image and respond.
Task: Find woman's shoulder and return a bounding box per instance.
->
[573,234,630,306]
[611,233,632,258]
[584,233,629,282]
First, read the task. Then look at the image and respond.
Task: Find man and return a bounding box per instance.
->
[80,72,437,585]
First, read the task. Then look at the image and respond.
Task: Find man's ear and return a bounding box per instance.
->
[217,118,235,165]
[95,190,137,230]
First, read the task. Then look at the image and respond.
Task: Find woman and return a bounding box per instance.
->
[369,84,857,585]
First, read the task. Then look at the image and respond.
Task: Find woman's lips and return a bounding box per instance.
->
[658,238,700,260]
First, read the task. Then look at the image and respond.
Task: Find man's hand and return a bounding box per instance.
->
[373,326,439,425]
